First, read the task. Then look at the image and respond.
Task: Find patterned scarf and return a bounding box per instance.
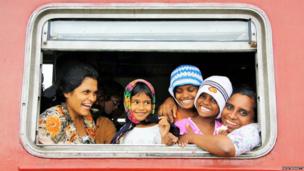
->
[111,79,156,144]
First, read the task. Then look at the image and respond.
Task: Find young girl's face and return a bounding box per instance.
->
[130,91,152,121]
[175,85,198,109]
[221,93,255,132]
[196,93,219,118]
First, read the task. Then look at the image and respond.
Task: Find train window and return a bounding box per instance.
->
[42,64,53,90]
[20,4,276,158]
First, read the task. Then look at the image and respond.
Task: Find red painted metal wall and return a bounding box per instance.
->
[0,0,304,170]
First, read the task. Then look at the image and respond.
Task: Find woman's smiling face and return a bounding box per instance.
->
[64,77,98,117]
[221,93,255,132]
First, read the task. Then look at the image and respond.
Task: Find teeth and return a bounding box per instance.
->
[226,120,237,126]
[199,106,211,112]
[182,100,192,105]
[135,112,146,115]
[82,103,92,109]
[218,125,228,132]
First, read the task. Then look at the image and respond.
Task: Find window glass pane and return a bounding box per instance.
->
[42,64,53,90]
[49,20,250,42]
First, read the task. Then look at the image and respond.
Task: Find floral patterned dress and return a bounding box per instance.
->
[37,103,96,144]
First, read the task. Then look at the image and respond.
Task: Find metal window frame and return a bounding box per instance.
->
[20,3,276,158]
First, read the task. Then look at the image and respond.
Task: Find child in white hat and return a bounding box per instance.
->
[194,75,233,120]
[177,75,233,137]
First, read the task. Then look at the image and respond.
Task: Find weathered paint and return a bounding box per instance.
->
[0,0,304,170]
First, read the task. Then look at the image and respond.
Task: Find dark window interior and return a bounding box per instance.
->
[42,50,256,111]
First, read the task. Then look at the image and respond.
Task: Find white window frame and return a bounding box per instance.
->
[20,3,276,158]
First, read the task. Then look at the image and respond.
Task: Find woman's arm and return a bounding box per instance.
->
[95,116,117,144]
[178,126,236,157]
[158,97,177,123]
[191,134,236,157]
[179,124,260,157]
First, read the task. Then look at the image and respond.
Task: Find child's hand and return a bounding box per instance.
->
[163,132,178,146]
[178,134,190,147]
[158,116,170,137]
[178,124,195,147]
[159,116,178,145]
[217,125,228,135]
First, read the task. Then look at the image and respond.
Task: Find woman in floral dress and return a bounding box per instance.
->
[37,63,98,144]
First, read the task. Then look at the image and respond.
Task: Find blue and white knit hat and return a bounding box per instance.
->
[194,75,233,119]
[168,65,203,98]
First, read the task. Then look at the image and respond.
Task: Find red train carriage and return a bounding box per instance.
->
[0,0,304,170]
